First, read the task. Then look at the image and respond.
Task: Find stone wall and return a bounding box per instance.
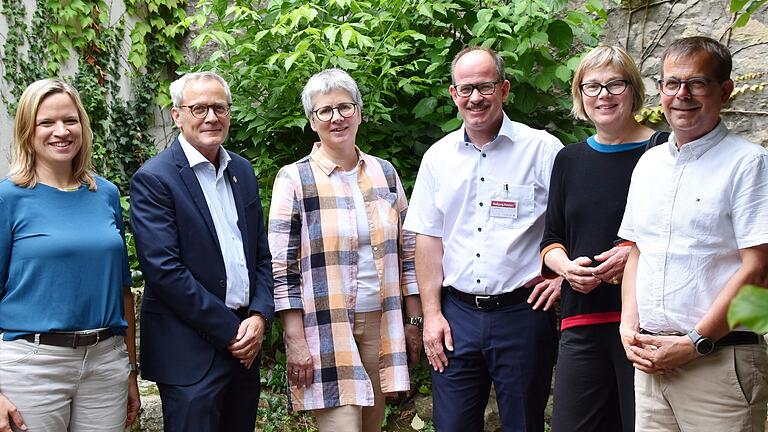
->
[601,0,768,146]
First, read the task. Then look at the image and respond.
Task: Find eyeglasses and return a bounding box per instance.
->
[179,103,231,119]
[658,77,715,96]
[452,81,499,98]
[579,80,629,97]
[313,102,357,122]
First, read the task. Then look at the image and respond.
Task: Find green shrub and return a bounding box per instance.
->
[184,0,605,204]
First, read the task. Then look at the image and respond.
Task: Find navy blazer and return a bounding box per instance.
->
[130,139,274,385]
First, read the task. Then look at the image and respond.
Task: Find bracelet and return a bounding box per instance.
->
[128,362,140,373]
[404,316,424,330]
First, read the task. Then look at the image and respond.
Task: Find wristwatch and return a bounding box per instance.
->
[687,328,714,355]
[405,316,424,330]
[129,362,140,373]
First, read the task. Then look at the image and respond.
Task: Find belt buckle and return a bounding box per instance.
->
[475,295,491,310]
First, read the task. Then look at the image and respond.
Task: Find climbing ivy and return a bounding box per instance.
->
[0,0,187,194]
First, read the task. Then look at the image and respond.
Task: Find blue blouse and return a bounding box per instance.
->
[0,176,131,340]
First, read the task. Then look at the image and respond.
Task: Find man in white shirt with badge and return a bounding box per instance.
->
[619,36,768,431]
[404,46,563,432]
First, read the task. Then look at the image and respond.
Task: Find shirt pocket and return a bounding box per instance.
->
[685,190,722,244]
[375,192,399,226]
[490,184,535,229]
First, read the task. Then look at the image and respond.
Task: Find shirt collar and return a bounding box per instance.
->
[457,112,514,150]
[178,133,231,173]
[309,142,365,176]
[667,120,728,160]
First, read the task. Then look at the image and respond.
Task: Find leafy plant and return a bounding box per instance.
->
[730,0,768,28]
[728,285,768,332]
[184,0,606,206]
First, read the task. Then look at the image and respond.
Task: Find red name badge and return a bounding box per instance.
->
[490,200,518,218]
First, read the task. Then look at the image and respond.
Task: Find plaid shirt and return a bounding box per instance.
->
[269,144,418,411]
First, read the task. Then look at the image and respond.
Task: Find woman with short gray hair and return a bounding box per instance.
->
[269,68,422,431]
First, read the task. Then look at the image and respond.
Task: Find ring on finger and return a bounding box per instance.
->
[610,276,620,285]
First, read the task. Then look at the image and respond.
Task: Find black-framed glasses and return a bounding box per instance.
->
[452,81,499,98]
[579,79,629,97]
[657,77,715,96]
[179,103,231,119]
[313,102,357,122]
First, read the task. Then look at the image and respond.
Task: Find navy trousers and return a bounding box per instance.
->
[551,323,635,432]
[431,290,557,432]
[158,350,261,432]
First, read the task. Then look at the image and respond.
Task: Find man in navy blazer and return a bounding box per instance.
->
[130,71,274,431]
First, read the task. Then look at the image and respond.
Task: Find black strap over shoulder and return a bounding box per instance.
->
[645,131,670,152]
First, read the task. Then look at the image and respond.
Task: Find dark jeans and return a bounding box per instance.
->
[431,289,557,432]
[552,323,635,432]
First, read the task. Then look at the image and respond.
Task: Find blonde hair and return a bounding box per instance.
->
[571,45,645,121]
[10,79,96,190]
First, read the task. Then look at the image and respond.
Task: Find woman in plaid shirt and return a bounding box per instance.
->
[268,69,422,431]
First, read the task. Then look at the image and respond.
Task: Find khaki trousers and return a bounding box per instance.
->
[314,311,386,432]
[635,343,768,432]
[0,335,129,432]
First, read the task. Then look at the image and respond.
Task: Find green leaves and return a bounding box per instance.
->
[413,97,438,119]
[546,20,573,51]
[186,0,605,205]
[731,0,768,27]
[728,285,768,332]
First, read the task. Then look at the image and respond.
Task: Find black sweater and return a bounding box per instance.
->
[541,140,645,323]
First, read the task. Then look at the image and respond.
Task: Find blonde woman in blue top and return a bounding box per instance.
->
[0,79,140,431]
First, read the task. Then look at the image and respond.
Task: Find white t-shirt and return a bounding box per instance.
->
[343,167,381,312]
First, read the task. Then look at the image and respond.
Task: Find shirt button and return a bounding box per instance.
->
[477,227,482,232]
[476,279,481,283]
[479,202,483,207]
[219,280,226,288]
[480,177,485,182]
[373,247,378,251]
[482,154,487,158]
[476,253,480,258]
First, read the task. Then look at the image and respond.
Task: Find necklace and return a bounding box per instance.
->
[57,185,80,192]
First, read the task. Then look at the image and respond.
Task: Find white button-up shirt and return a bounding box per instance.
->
[404,113,563,295]
[179,135,250,309]
[619,122,768,333]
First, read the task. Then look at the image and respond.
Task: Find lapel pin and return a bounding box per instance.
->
[232,175,238,183]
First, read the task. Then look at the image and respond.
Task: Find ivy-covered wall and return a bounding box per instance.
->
[0,0,186,193]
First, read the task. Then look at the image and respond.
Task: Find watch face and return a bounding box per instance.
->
[696,338,714,355]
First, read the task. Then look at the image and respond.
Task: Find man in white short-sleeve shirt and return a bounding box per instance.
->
[404,46,563,432]
[618,36,768,431]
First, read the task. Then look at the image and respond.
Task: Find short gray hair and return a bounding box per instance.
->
[301,69,363,119]
[170,71,232,107]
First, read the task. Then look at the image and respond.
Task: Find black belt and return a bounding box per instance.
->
[22,329,114,348]
[447,286,532,311]
[640,329,760,348]
[716,331,760,347]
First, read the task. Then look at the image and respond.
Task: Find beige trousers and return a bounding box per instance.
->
[314,311,386,432]
[635,343,768,432]
[0,335,129,432]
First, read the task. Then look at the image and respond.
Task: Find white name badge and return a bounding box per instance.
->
[490,200,518,218]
